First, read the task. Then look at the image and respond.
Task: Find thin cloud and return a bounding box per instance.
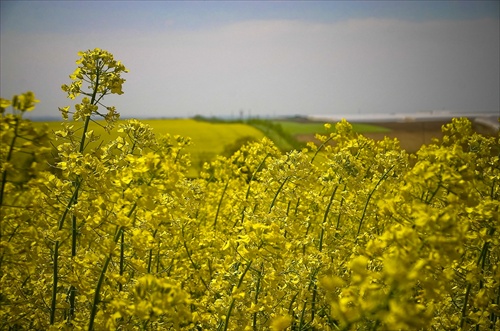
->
[1,14,498,118]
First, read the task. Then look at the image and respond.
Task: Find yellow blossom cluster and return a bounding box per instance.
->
[1,50,499,330]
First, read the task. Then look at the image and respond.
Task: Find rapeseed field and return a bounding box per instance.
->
[1,49,498,331]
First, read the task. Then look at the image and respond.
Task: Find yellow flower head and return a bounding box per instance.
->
[270,315,292,331]
[11,91,39,112]
[0,97,12,113]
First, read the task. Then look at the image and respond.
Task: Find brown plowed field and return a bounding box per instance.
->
[295,119,498,154]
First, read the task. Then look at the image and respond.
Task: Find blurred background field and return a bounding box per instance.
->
[273,120,390,135]
[35,116,497,177]
[36,119,265,177]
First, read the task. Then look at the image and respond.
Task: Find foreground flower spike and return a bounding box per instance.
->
[12,91,40,112]
[62,48,128,100]
[51,49,130,327]
[60,48,128,132]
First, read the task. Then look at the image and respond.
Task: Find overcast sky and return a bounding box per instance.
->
[1,1,499,119]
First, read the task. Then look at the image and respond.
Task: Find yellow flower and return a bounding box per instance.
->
[11,91,39,111]
[270,315,292,331]
[0,97,11,113]
[319,275,345,292]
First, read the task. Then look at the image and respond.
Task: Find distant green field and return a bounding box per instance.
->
[140,118,265,158]
[273,121,391,135]
[36,119,265,177]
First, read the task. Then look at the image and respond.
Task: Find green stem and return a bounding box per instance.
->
[68,199,79,320]
[181,226,209,291]
[308,268,320,324]
[335,184,346,233]
[79,116,92,154]
[311,283,318,323]
[0,115,22,276]
[460,283,472,329]
[298,299,308,330]
[223,260,253,331]
[50,241,61,325]
[214,181,229,230]
[88,203,137,331]
[355,165,394,241]
[88,243,114,331]
[0,116,20,208]
[156,249,161,274]
[0,223,21,272]
[288,291,299,316]
[490,178,496,200]
[223,299,235,331]
[79,60,101,154]
[492,287,499,328]
[50,179,82,325]
[119,231,125,292]
[71,212,78,257]
[252,264,263,331]
[425,183,441,205]
[319,185,338,252]
[246,153,270,200]
[460,226,496,329]
[283,200,292,238]
[310,135,334,164]
[239,153,270,224]
[147,229,158,274]
[269,176,289,213]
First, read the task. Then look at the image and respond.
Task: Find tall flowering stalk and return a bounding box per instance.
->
[50,48,128,325]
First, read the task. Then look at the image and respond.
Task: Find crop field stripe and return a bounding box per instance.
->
[274,120,391,134]
[34,119,266,176]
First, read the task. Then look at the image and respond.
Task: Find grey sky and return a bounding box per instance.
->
[1,1,499,119]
